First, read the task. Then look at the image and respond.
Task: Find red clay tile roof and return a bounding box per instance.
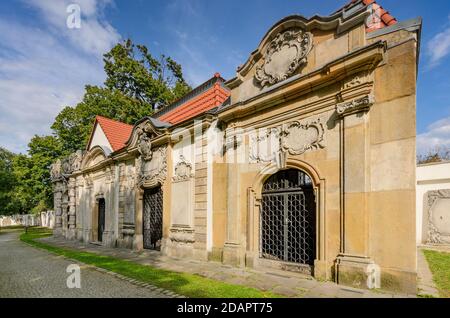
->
[89,115,133,152]
[339,0,397,32]
[155,73,230,125]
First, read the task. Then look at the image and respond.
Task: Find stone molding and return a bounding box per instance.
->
[255,28,313,88]
[173,155,194,183]
[336,95,374,117]
[426,189,450,244]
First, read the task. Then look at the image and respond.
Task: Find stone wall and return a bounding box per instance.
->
[0,212,54,228]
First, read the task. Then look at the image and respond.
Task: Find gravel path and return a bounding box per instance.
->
[0,230,168,298]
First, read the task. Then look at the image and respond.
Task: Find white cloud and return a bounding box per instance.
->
[23,0,120,57]
[427,21,450,67]
[417,117,450,155]
[0,0,120,154]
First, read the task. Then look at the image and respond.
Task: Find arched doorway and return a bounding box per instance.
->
[261,169,316,267]
[98,198,105,242]
[143,187,163,250]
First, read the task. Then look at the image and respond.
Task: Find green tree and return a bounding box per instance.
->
[52,39,191,154]
[12,136,63,214]
[104,39,191,109]
[4,38,191,214]
[0,147,17,215]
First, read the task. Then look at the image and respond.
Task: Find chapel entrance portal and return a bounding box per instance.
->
[261,169,316,268]
[97,198,105,242]
[143,187,163,250]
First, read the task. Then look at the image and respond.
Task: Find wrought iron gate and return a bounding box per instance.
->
[98,198,105,242]
[261,169,316,265]
[143,187,163,250]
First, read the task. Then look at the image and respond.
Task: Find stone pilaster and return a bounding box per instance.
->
[335,95,380,290]
[193,130,208,261]
[67,178,76,239]
[53,182,63,236]
[222,127,246,266]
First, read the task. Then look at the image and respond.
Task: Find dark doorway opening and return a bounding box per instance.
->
[98,198,105,242]
[143,187,163,250]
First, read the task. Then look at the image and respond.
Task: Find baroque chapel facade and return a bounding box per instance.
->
[51,0,422,293]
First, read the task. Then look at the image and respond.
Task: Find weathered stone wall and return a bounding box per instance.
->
[0,212,53,227]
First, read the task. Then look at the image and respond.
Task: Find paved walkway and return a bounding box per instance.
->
[41,235,416,298]
[416,247,440,297]
[0,230,169,298]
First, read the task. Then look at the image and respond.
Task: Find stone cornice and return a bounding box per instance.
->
[219,41,385,124]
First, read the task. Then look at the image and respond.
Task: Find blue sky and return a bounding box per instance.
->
[0,0,450,155]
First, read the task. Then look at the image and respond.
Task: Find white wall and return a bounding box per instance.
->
[416,161,450,244]
[89,124,112,153]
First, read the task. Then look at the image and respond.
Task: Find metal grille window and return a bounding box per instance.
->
[143,187,163,250]
[261,169,316,265]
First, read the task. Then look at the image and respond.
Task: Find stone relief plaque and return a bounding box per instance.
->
[249,117,325,168]
[249,128,280,164]
[173,155,194,183]
[426,190,450,244]
[255,28,313,88]
[137,145,167,188]
[281,119,325,155]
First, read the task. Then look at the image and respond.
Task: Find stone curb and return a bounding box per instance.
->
[22,238,187,298]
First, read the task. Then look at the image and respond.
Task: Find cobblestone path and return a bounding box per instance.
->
[0,230,168,298]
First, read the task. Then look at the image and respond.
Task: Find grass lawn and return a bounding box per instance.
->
[423,249,450,298]
[20,227,279,298]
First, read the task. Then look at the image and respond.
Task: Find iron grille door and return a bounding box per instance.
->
[143,187,163,250]
[261,169,316,265]
[98,199,105,242]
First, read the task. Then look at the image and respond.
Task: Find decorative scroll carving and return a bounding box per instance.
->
[255,28,313,88]
[249,117,325,168]
[426,190,450,244]
[249,128,281,164]
[173,155,193,183]
[281,119,325,155]
[336,95,374,117]
[137,146,167,188]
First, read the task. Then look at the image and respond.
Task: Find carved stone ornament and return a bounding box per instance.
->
[169,227,195,243]
[281,119,325,155]
[173,155,193,183]
[137,146,167,188]
[50,159,63,182]
[336,95,374,117]
[255,28,313,88]
[68,150,83,172]
[137,132,153,161]
[426,190,450,244]
[249,117,325,168]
